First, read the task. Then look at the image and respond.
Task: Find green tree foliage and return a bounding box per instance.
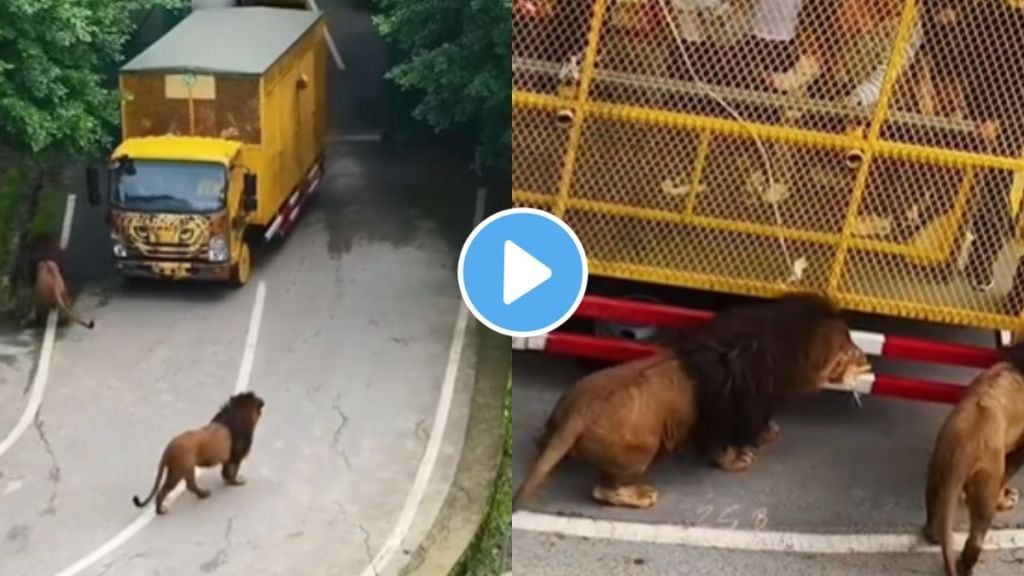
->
[0,0,186,156]
[375,0,511,171]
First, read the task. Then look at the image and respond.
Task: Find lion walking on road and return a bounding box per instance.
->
[133,392,265,515]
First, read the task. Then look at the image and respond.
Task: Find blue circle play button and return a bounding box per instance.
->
[458,208,588,338]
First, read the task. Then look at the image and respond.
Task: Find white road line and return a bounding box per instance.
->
[357,187,486,576]
[307,0,346,70]
[474,187,487,225]
[234,282,266,394]
[52,281,268,576]
[60,194,77,248]
[0,194,77,460]
[512,511,1024,554]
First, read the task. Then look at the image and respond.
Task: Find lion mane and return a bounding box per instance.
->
[211,391,264,465]
[678,292,854,459]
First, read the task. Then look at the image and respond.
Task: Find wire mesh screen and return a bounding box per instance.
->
[122,74,262,144]
[512,0,1024,330]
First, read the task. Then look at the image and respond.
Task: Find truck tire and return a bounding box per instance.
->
[231,240,252,288]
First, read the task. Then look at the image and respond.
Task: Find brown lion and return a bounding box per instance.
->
[133,391,265,515]
[923,342,1024,576]
[513,293,871,509]
[23,234,94,330]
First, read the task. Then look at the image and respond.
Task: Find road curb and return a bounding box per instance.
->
[399,322,510,576]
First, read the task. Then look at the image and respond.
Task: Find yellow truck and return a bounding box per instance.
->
[86,7,327,286]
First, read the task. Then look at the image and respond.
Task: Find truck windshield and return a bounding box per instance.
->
[113,160,227,214]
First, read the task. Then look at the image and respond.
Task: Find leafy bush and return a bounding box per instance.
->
[0,0,187,157]
[375,0,511,171]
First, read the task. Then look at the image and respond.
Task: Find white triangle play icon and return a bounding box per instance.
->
[503,240,552,305]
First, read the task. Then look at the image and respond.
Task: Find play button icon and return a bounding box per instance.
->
[503,240,552,305]
[459,208,588,337]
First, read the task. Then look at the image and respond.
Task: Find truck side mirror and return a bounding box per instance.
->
[243,173,258,212]
[86,165,102,207]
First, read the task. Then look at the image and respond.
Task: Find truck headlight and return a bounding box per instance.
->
[112,241,127,258]
[208,236,229,263]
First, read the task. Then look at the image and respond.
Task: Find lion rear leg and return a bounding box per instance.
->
[713,446,758,472]
[959,469,1002,575]
[185,469,211,499]
[155,471,183,515]
[590,446,659,509]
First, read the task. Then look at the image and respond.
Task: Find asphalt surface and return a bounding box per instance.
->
[0,1,489,574]
[511,530,1024,576]
[511,314,1024,574]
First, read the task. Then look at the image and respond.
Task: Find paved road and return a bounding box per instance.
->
[511,530,1024,576]
[0,2,486,574]
[511,312,1024,574]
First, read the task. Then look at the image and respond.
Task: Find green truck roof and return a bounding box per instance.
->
[120,7,322,76]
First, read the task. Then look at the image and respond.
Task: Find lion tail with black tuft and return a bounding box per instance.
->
[132,450,168,509]
[513,415,584,511]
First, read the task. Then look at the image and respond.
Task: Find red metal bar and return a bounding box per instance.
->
[538,331,967,405]
[573,295,999,368]
[871,374,966,405]
[880,337,996,369]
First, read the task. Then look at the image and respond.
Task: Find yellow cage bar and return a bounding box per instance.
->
[512,0,1024,331]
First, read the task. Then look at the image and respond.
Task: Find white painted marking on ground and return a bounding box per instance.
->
[512,511,1024,553]
[357,187,486,576]
[0,195,77,460]
[474,187,487,226]
[52,281,268,576]
[234,281,266,395]
[307,0,346,70]
[60,194,77,248]
[4,479,24,495]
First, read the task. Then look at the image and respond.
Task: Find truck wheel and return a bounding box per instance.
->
[231,241,252,287]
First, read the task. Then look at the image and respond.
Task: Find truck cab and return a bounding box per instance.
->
[89,136,258,285]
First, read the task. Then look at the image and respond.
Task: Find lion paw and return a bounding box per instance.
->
[714,447,757,472]
[756,421,781,447]
[592,484,659,509]
[226,475,247,486]
[998,487,1020,512]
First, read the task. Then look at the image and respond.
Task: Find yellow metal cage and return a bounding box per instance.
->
[512,0,1024,330]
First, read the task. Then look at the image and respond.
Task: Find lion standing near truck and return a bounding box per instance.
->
[923,341,1024,576]
[514,293,872,509]
[23,234,94,330]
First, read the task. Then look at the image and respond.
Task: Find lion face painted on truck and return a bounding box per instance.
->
[514,293,871,510]
[115,212,214,257]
